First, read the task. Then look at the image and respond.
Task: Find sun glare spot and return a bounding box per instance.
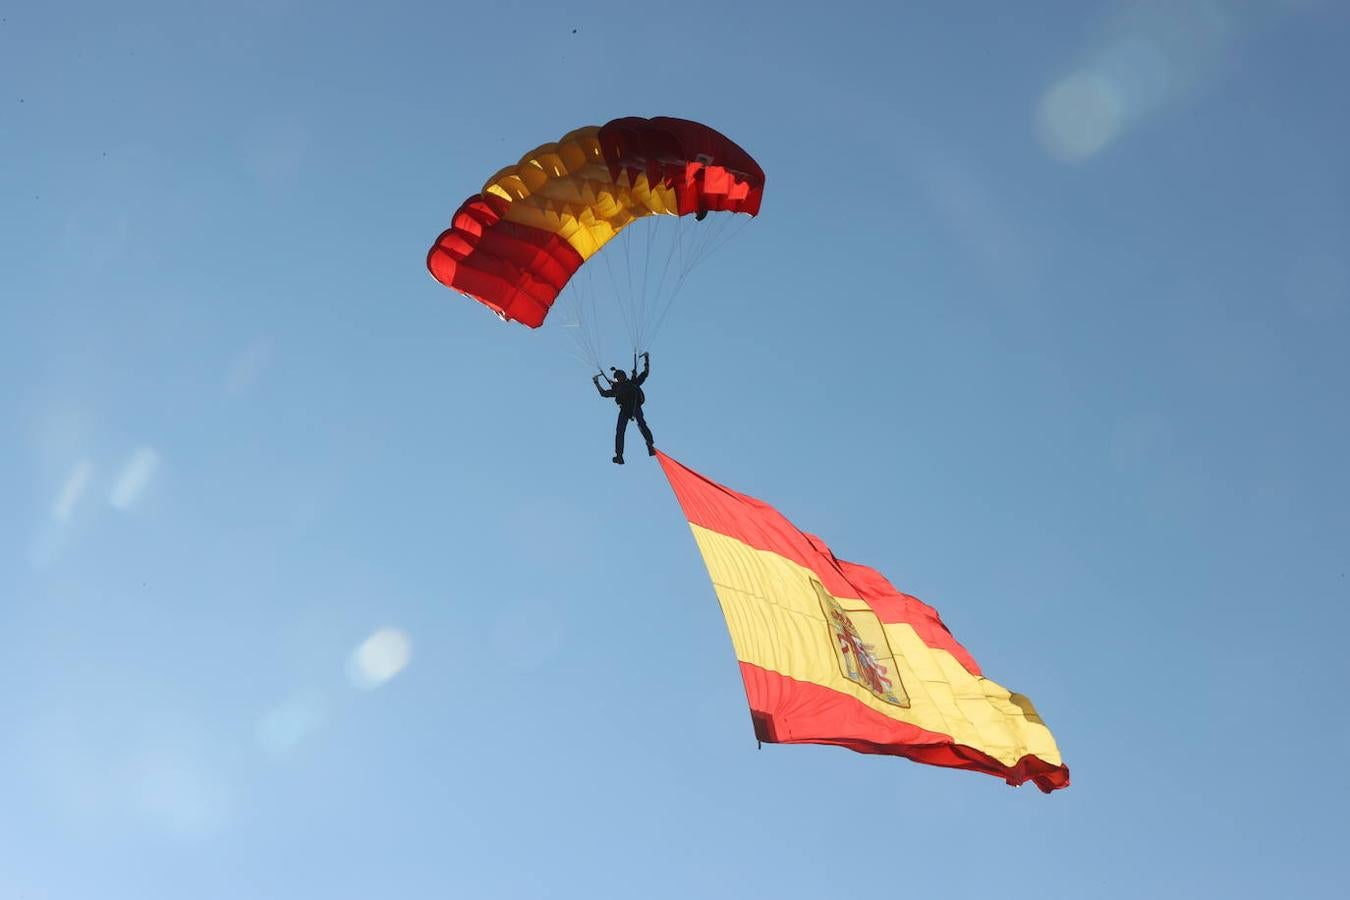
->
[109,446,160,511]
[257,690,330,754]
[52,460,93,522]
[347,628,412,690]
[1036,0,1241,163]
[1036,73,1125,162]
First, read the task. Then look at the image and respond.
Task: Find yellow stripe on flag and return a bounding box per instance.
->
[691,524,1063,769]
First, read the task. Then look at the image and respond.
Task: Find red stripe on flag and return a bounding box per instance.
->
[658,452,982,676]
[741,662,1070,792]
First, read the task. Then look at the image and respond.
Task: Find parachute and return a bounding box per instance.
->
[427,116,765,366]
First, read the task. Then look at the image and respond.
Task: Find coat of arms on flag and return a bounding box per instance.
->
[813,579,909,708]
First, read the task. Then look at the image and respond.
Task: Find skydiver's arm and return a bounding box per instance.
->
[636,352,650,385]
[593,376,616,398]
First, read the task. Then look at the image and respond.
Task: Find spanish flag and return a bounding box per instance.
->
[659,452,1069,793]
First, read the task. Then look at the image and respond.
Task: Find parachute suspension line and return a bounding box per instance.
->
[638,213,683,351]
[636,213,686,352]
[568,265,594,371]
[622,221,636,345]
[586,264,607,371]
[640,208,698,349]
[562,262,605,374]
[643,212,754,351]
[639,214,672,348]
[627,218,642,352]
[685,209,738,271]
[639,213,756,350]
[562,208,756,363]
[635,211,660,352]
[633,212,669,352]
[624,219,642,358]
[601,231,640,357]
[567,346,598,373]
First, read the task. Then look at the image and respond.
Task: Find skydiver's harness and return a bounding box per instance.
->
[599,354,645,415]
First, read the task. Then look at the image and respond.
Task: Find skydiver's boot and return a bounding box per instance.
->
[647,443,656,456]
[613,455,624,465]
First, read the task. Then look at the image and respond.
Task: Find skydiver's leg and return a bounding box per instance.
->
[634,405,655,453]
[614,411,630,462]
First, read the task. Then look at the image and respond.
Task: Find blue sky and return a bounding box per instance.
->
[4,1,1349,897]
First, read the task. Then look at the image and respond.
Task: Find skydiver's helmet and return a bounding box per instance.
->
[611,368,627,381]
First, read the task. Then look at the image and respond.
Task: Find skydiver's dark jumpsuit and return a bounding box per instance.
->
[596,359,654,459]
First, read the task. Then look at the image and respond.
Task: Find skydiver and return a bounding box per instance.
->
[592,352,654,465]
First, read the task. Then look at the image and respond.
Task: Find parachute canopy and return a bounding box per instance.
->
[427,116,765,328]
[658,451,1070,793]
